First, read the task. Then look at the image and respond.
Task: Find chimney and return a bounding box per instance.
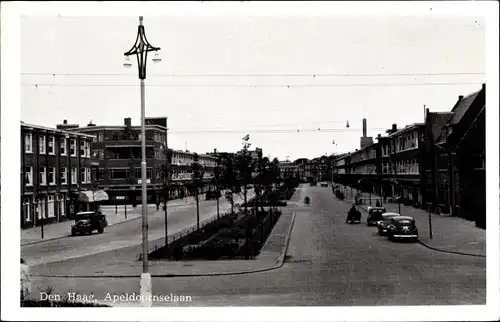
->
[482,83,486,90]
[214,148,217,153]
[378,134,381,138]
[63,119,67,125]
[392,123,397,132]
[124,117,131,127]
[458,95,464,100]
[362,118,367,137]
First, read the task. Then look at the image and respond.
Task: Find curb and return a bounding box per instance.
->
[30,209,298,279]
[417,240,486,258]
[359,205,485,258]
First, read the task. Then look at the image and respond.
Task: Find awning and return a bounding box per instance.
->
[78,190,109,203]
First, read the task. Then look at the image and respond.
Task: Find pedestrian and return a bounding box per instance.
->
[20,258,31,301]
[376,200,381,207]
[156,199,160,211]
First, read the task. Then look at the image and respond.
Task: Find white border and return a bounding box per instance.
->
[2,1,499,321]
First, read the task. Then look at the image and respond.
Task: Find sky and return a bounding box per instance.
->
[20,15,485,161]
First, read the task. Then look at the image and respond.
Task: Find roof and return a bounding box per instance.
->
[392,216,415,221]
[449,90,481,125]
[21,122,96,139]
[71,124,168,132]
[383,212,401,217]
[389,123,425,137]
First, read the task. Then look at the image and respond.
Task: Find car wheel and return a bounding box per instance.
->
[98,228,104,234]
[71,229,76,236]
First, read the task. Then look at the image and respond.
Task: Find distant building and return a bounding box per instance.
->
[278,161,299,179]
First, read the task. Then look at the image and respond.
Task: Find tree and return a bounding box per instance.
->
[254,152,271,212]
[212,156,222,220]
[221,155,240,214]
[190,153,205,230]
[235,147,254,213]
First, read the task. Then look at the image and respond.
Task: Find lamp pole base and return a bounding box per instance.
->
[140,273,152,307]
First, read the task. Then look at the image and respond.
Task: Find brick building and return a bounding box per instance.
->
[21,122,96,228]
[425,84,485,226]
[62,117,216,204]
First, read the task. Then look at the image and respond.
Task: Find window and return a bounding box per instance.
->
[98,133,104,142]
[80,141,86,157]
[39,167,46,185]
[25,166,33,186]
[109,168,130,180]
[70,139,76,156]
[37,197,45,220]
[39,136,46,154]
[25,133,32,153]
[60,167,68,185]
[71,168,77,184]
[146,131,155,140]
[48,167,56,185]
[80,168,86,183]
[48,136,55,154]
[135,167,153,179]
[60,138,67,155]
[85,141,90,158]
[23,197,31,222]
[86,168,91,183]
[98,169,106,181]
[47,195,55,218]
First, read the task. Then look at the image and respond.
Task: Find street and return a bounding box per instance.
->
[28,184,485,306]
[22,191,252,267]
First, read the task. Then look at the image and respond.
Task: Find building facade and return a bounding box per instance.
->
[425,84,485,226]
[21,122,95,228]
[62,118,216,204]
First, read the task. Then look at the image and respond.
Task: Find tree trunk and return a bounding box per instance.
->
[216,195,220,220]
[195,188,200,230]
[244,185,248,213]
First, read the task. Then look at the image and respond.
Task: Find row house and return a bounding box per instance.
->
[333,84,485,227]
[333,122,426,206]
[278,161,299,179]
[21,122,96,228]
[425,84,485,226]
[385,123,426,206]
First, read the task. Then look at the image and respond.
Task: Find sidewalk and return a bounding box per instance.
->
[350,188,486,257]
[22,197,205,246]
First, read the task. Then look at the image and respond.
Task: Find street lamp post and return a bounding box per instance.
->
[124,16,161,307]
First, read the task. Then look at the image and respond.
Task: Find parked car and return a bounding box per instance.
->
[386,216,419,242]
[320,182,328,187]
[71,211,108,236]
[366,206,387,226]
[377,212,401,235]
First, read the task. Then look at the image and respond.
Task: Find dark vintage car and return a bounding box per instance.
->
[386,216,418,242]
[377,212,401,235]
[366,206,387,226]
[320,182,328,187]
[71,211,108,236]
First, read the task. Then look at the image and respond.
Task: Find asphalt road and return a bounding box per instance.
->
[28,185,485,306]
